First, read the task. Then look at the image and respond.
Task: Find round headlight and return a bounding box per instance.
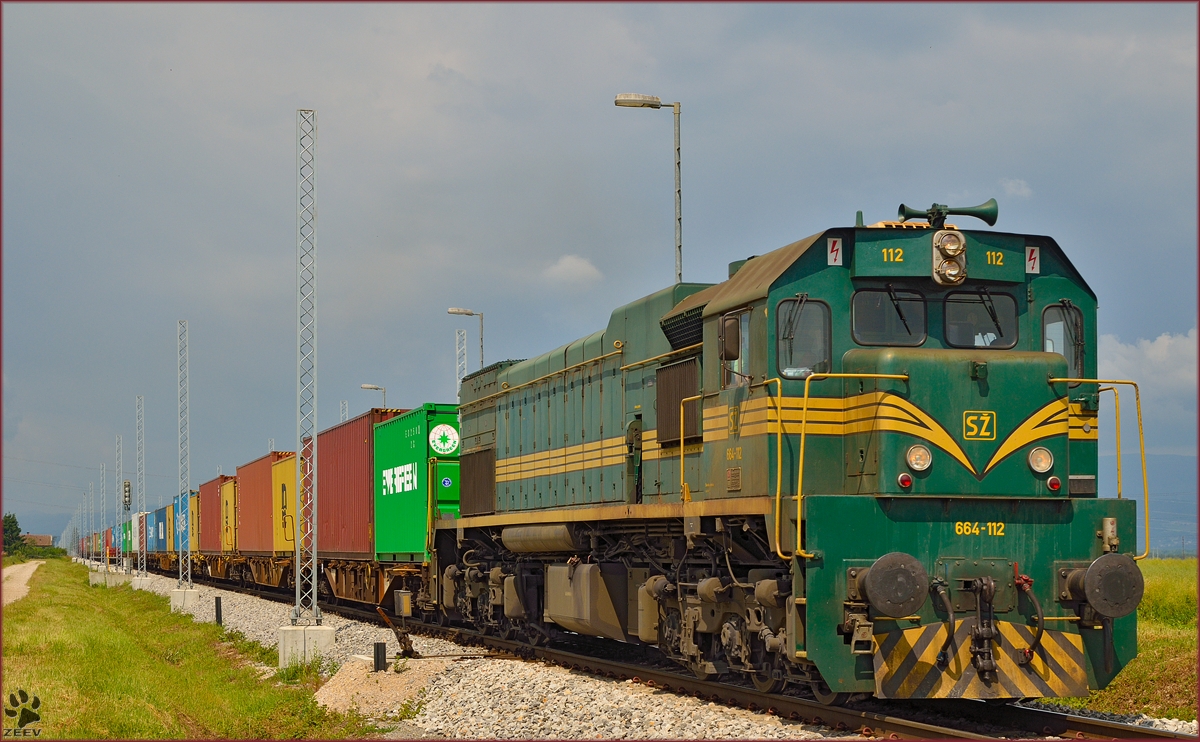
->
[935,231,965,257]
[1028,447,1054,473]
[906,444,932,471]
[936,259,966,284]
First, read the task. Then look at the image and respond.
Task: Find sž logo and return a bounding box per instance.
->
[4,690,40,736]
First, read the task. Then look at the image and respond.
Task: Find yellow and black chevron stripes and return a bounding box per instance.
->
[495,437,627,483]
[982,398,1069,475]
[873,618,1088,699]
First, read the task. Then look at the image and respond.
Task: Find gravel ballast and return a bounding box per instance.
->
[124,568,1196,738]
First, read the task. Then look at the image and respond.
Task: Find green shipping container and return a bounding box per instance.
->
[374,403,461,562]
[122,521,131,554]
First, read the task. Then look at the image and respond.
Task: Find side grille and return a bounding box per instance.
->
[460,448,496,516]
[656,358,700,446]
[660,307,704,350]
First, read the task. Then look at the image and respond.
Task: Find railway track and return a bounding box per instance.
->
[141,565,1196,741]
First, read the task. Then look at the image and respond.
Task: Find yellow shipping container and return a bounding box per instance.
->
[188,493,199,552]
[221,479,238,552]
[271,454,298,554]
[165,503,176,553]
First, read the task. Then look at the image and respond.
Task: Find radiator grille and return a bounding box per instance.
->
[660,307,704,350]
[460,448,496,516]
[656,358,700,446]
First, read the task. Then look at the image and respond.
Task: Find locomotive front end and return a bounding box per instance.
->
[774,205,1147,702]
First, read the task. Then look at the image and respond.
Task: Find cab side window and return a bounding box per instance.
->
[723,310,751,389]
[1043,302,1084,381]
[776,297,831,379]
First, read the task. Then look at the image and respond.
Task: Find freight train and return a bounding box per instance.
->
[86,198,1151,705]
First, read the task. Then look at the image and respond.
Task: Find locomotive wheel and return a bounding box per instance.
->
[810,681,850,707]
[689,662,715,681]
[751,673,786,694]
[498,615,518,641]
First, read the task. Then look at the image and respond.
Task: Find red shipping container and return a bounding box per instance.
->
[305,408,406,558]
[199,475,234,553]
[237,451,292,555]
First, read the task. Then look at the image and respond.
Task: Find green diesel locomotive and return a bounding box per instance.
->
[440,198,1149,703]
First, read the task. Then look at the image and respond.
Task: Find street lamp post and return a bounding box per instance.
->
[360,384,386,407]
[615,93,682,285]
[448,308,484,370]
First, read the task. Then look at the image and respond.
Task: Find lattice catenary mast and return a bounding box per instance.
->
[115,435,122,567]
[137,395,147,577]
[456,329,467,395]
[340,400,348,423]
[88,482,94,562]
[100,463,106,564]
[293,108,321,625]
[179,320,191,587]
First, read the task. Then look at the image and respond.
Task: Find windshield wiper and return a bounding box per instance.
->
[782,293,808,364]
[977,286,1004,338]
[885,284,912,335]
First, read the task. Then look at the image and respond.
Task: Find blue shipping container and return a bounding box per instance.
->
[145,510,158,552]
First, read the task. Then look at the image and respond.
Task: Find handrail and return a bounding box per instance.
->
[679,394,703,503]
[762,379,790,561]
[426,457,437,564]
[1050,378,1149,560]
[792,373,910,560]
[460,349,624,409]
[619,343,702,372]
[1098,386,1122,499]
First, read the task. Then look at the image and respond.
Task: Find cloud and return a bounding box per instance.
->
[1098,329,1197,455]
[541,255,603,285]
[1099,328,1197,397]
[1000,178,1032,198]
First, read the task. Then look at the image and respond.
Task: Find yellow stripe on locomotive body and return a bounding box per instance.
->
[495,437,626,482]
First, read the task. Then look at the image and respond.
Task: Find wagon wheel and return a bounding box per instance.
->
[751,673,786,694]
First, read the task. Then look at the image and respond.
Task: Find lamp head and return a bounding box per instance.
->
[361,384,383,391]
[615,93,662,109]
[447,307,476,317]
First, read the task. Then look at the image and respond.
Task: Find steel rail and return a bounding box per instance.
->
[163,567,1196,740]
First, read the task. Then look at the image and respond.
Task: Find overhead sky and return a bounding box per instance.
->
[4,4,1196,548]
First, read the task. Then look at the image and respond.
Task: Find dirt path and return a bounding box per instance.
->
[3,560,45,606]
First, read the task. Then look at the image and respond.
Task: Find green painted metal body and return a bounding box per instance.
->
[454,219,1134,695]
[122,520,131,554]
[803,495,1136,693]
[374,403,461,562]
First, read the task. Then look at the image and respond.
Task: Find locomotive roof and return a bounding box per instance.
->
[663,231,822,323]
[662,227,1093,325]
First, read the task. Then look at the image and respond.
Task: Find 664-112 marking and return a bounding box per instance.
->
[955,521,1006,536]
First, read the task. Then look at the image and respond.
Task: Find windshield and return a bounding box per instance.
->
[852,288,926,346]
[776,297,830,379]
[944,290,1019,348]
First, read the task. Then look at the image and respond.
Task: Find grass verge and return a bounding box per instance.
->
[1,557,379,738]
